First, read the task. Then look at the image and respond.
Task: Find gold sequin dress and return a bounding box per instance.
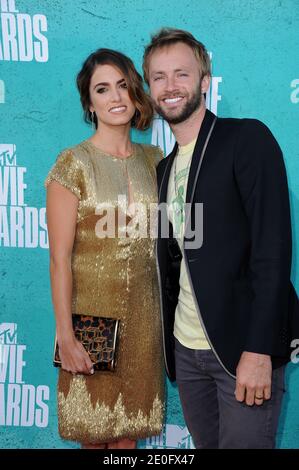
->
[45,140,165,443]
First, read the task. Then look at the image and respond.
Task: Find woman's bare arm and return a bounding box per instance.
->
[46,181,93,375]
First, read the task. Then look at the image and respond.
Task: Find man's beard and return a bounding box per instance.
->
[153,84,202,125]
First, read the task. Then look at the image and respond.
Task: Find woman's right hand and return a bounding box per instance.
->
[58,335,94,375]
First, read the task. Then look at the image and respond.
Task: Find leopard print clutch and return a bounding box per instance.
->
[53,315,120,371]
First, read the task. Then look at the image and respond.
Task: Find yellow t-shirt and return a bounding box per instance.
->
[167,139,210,349]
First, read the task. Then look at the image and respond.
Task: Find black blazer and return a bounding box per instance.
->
[156,109,299,381]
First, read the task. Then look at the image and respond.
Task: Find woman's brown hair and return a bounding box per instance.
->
[77,48,153,130]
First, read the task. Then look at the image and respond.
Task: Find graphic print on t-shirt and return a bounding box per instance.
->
[171,165,190,239]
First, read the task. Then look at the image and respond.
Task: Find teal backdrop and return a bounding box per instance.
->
[0,0,299,449]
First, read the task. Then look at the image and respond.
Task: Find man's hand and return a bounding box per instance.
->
[235,351,272,406]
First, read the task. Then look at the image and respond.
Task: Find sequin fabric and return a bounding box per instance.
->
[45,140,165,443]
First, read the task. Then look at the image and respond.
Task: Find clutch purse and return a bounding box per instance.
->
[53,314,120,372]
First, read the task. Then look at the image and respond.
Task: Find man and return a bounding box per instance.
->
[143,28,299,449]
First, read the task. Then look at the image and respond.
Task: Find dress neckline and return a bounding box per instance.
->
[83,139,138,161]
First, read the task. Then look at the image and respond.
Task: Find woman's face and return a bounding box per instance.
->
[89,64,136,128]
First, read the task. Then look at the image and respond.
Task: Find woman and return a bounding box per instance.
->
[45,49,164,449]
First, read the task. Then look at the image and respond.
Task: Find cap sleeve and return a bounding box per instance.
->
[153,146,164,167]
[44,149,83,200]
[141,144,164,169]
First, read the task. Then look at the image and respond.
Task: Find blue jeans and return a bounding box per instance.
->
[174,338,286,449]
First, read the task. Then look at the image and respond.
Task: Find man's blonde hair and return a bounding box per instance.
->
[143,27,211,84]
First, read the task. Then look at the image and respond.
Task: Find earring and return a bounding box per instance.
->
[91,111,96,130]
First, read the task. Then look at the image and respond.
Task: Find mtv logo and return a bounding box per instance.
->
[146,424,195,449]
[0,323,18,344]
[0,144,17,166]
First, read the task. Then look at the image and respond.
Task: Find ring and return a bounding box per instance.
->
[255,395,263,399]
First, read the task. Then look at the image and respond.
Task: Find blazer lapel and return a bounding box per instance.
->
[185,109,216,206]
[159,109,216,205]
[158,142,178,204]
[157,109,216,244]
[184,109,217,244]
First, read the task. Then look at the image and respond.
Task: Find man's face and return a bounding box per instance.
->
[148,42,210,124]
